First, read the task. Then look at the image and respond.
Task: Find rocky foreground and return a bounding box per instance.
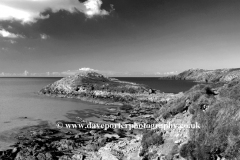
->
[161,68,240,83]
[1,70,240,160]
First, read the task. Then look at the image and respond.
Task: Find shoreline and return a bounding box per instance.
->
[0,72,183,159]
[37,92,125,106]
[0,94,167,159]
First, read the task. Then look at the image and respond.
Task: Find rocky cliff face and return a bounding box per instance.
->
[39,71,175,106]
[161,68,240,82]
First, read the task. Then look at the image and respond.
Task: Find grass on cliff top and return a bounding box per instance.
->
[56,73,148,94]
[155,81,240,160]
[155,82,225,120]
[189,99,240,160]
[218,80,240,101]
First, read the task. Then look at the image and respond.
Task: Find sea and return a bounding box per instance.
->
[0,77,197,150]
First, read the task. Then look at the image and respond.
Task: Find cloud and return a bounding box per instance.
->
[60,68,97,76]
[154,72,162,75]
[163,71,178,75]
[0,3,49,23]
[25,47,36,50]
[9,40,17,44]
[0,68,177,77]
[0,29,24,38]
[83,0,109,18]
[40,33,49,40]
[0,0,110,23]
[79,67,97,72]
[1,47,8,51]
[60,68,167,77]
[4,39,17,44]
[0,4,32,23]
[61,68,154,77]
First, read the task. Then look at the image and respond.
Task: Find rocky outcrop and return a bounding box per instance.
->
[39,71,175,105]
[160,68,240,83]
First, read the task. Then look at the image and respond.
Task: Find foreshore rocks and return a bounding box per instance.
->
[0,100,172,160]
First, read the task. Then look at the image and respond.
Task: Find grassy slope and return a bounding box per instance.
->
[163,68,240,83]
[42,72,148,94]
[39,71,179,107]
[155,80,240,160]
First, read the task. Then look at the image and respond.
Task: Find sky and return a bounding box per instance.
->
[0,0,240,77]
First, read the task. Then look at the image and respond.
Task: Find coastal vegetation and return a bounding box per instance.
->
[156,74,240,160]
[140,130,164,157]
[161,68,240,83]
[1,69,240,160]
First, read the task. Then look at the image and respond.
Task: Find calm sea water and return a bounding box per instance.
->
[116,77,197,93]
[0,77,197,149]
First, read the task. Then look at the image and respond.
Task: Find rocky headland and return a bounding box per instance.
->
[160,68,240,83]
[1,69,240,160]
[38,71,177,106]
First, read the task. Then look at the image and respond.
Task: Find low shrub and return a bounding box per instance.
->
[128,88,137,94]
[168,144,179,159]
[189,99,240,160]
[188,104,197,114]
[157,107,171,119]
[219,81,240,101]
[140,130,164,156]
[197,94,216,107]
[170,101,187,115]
[227,80,239,88]
[146,151,158,160]
[188,90,202,102]
[179,141,196,159]
[179,141,212,160]
[157,97,187,119]
[209,82,225,88]
[224,140,240,159]
[115,129,126,137]
[185,84,206,94]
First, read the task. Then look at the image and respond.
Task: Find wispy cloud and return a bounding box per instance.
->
[0,68,171,77]
[1,47,8,51]
[0,29,24,38]
[79,67,97,72]
[0,0,110,23]
[4,39,17,44]
[60,68,97,76]
[25,47,36,50]
[40,33,49,40]
[0,3,49,23]
[163,71,178,75]
[9,40,17,44]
